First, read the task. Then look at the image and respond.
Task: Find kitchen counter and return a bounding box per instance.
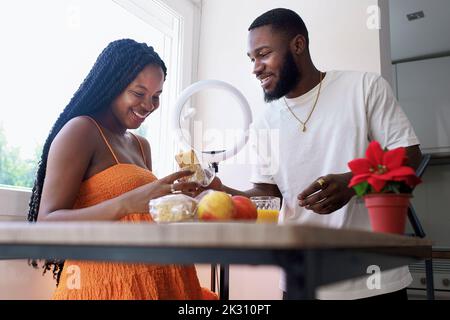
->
[0,221,433,299]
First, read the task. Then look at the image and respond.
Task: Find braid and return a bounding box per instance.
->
[27,39,167,284]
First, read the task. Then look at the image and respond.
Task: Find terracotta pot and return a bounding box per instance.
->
[364,194,411,234]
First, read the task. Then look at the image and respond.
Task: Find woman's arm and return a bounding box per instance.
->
[38,117,126,221]
[38,118,198,222]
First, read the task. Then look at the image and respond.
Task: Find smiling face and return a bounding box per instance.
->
[247,25,301,102]
[110,64,165,130]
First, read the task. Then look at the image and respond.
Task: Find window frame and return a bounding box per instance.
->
[0,0,201,215]
[114,0,201,176]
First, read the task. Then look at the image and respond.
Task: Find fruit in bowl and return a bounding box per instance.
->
[231,196,257,220]
[197,191,235,221]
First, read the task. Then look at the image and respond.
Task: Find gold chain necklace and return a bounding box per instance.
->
[283,72,324,132]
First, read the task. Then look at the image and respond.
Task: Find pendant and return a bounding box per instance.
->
[302,124,307,132]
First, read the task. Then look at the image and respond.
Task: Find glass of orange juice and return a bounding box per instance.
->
[250,196,281,223]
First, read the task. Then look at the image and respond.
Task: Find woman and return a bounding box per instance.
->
[28,39,216,300]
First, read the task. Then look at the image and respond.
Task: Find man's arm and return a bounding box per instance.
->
[300,74,423,215]
[224,183,282,199]
[206,146,420,215]
[406,145,422,171]
[208,178,282,199]
[298,144,423,215]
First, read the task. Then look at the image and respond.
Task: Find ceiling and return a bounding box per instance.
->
[389,0,450,62]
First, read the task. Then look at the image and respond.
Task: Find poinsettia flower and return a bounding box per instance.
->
[348,141,421,193]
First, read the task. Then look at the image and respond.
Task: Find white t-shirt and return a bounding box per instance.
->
[249,70,420,300]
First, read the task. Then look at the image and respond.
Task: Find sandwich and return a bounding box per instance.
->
[175,150,207,184]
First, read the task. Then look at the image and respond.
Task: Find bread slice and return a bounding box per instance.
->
[175,149,200,167]
[175,150,206,184]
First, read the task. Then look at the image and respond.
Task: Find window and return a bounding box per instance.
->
[0,0,199,192]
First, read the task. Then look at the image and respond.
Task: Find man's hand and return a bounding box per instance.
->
[207,176,223,192]
[190,176,224,197]
[297,173,355,215]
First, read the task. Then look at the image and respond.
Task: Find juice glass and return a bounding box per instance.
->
[250,196,281,224]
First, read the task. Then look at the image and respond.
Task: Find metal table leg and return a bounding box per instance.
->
[219,264,230,300]
[425,259,435,300]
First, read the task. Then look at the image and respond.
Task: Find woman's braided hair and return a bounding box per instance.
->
[27,39,167,284]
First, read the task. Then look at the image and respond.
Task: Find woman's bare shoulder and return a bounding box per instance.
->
[62,116,98,135]
[51,116,100,157]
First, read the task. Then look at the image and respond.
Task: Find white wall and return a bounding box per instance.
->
[196,0,387,299]
[196,0,384,190]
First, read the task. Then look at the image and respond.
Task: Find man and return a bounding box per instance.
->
[210,8,422,300]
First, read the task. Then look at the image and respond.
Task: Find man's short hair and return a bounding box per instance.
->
[248,8,309,46]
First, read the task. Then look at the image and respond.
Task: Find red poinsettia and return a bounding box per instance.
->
[348,141,422,196]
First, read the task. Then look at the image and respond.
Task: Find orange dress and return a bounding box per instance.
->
[52,118,216,300]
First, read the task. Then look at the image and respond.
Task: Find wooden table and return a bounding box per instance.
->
[0,222,433,299]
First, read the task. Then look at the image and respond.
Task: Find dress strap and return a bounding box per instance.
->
[129,132,147,165]
[83,116,120,165]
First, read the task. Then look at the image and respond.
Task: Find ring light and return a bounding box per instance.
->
[172,80,253,164]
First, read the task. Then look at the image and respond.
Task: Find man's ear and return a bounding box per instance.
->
[291,35,307,56]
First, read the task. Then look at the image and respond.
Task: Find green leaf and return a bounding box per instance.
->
[353,181,370,197]
[0,125,41,188]
[382,182,403,194]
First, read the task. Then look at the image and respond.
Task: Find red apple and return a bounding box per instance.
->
[197,191,235,221]
[231,196,257,220]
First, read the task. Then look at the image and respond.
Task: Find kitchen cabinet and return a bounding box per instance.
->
[395,56,450,155]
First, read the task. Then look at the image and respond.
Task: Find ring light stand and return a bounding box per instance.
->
[172,80,253,300]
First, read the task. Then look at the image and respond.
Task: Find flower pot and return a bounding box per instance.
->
[364,194,411,234]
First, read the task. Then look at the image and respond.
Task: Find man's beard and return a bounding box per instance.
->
[264,51,300,103]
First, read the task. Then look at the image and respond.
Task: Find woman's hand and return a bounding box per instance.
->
[119,170,200,215]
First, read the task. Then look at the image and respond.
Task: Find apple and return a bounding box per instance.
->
[231,196,257,220]
[197,191,235,221]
